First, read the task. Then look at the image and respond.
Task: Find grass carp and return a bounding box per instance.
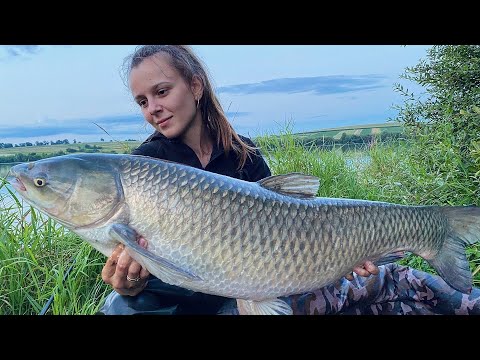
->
[7,153,480,315]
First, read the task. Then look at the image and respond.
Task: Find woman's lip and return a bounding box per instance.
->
[158,119,172,128]
[156,116,172,126]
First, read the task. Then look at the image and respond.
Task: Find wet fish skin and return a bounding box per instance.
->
[7,153,480,315]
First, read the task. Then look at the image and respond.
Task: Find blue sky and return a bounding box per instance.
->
[0,45,431,144]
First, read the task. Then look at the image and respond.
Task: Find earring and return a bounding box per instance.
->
[196,98,200,109]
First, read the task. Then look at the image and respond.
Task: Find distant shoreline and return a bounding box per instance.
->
[0,124,405,164]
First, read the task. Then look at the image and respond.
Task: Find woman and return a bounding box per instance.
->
[99,45,480,315]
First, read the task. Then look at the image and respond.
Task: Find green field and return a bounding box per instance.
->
[295,123,403,141]
[0,141,142,159]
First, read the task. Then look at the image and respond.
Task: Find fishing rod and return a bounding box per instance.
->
[38,258,76,315]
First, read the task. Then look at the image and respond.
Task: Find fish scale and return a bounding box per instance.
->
[8,153,480,314]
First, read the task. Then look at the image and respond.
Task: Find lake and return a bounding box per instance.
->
[1,164,13,190]
[0,163,15,178]
[1,163,22,210]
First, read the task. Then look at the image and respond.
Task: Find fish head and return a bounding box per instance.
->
[7,154,124,229]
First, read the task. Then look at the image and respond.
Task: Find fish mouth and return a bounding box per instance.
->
[6,174,26,192]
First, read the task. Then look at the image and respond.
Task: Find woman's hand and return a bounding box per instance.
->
[101,237,150,296]
[344,261,379,281]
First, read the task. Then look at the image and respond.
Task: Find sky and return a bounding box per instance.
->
[0,45,432,144]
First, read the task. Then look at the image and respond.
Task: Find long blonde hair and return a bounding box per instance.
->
[122,45,256,169]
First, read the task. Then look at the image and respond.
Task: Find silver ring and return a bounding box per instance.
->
[126,275,141,282]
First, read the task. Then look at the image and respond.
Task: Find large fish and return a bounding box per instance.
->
[7,153,480,315]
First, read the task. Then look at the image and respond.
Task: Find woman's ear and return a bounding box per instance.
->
[191,75,204,100]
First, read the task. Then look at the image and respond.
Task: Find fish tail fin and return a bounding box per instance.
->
[429,206,480,294]
[236,298,293,315]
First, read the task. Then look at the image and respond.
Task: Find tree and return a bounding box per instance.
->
[392,45,480,204]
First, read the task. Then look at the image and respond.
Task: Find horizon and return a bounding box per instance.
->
[0,121,403,146]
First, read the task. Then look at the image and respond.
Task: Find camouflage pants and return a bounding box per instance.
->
[100,263,480,315]
[219,263,480,315]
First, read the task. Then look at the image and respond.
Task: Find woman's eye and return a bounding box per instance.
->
[138,100,147,108]
[157,88,168,96]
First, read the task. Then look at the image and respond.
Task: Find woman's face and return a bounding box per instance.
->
[129,53,202,139]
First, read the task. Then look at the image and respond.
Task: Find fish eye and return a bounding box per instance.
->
[34,178,46,187]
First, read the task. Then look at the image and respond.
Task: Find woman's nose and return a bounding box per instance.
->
[148,99,163,115]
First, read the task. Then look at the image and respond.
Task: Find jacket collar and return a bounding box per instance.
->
[145,131,226,161]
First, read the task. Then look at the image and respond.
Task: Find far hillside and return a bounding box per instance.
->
[258,122,406,152]
[295,123,404,142]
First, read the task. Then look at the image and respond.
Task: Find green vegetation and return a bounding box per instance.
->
[0,178,110,314]
[295,122,404,139]
[0,141,142,163]
[261,123,406,152]
[391,45,480,204]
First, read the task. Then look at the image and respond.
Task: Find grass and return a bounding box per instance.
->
[0,177,109,314]
[256,128,480,282]
[1,126,479,314]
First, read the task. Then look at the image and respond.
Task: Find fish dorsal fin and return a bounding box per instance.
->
[236,298,293,315]
[258,173,319,199]
[108,223,202,283]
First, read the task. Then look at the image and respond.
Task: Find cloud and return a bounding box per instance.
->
[217,75,387,96]
[0,114,144,139]
[3,45,42,58]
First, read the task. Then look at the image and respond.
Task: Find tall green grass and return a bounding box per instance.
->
[1,127,479,314]
[256,127,480,284]
[0,177,109,314]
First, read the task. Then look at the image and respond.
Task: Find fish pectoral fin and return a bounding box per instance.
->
[108,223,202,282]
[236,298,293,315]
[258,173,319,199]
[373,250,407,266]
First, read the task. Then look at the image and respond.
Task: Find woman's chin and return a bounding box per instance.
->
[156,127,180,139]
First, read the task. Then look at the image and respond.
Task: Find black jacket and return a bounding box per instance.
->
[131,131,271,181]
